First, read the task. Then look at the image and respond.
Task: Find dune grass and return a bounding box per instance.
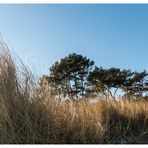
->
[0,42,148,144]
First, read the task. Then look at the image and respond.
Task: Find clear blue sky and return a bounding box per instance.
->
[0,4,148,77]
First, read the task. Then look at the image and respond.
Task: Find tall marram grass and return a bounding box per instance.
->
[0,41,148,144]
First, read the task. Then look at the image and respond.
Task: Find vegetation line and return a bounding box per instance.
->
[0,41,148,144]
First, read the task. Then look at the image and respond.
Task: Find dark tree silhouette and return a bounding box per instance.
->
[88,67,133,100]
[48,53,94,99]
[40,52,148,101]
[122,70,148,99]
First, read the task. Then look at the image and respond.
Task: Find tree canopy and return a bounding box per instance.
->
[40,52,148,101]
[88,67,132,100]
[47,53,94,99]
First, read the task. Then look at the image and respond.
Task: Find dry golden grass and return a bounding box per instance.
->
[0,41,148,144]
